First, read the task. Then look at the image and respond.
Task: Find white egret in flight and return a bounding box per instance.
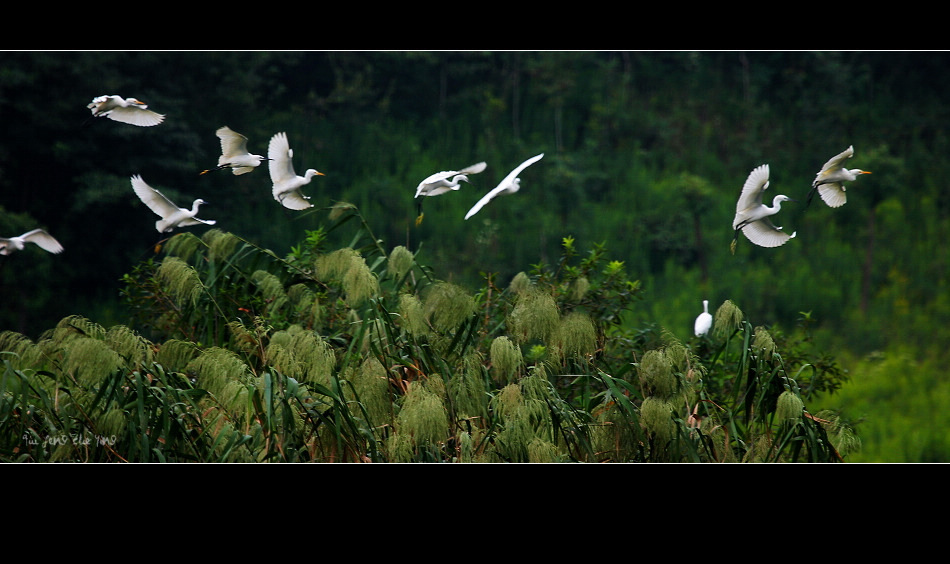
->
[0,229,64,256]
[268,132,324,210]
[694,300,712,337]
[130,175,216,233]
[464,154,544,220]
[807,145,871,208]
[201,126,270,175]
[731,164,796,253]
[414,161,487,224]
[87,95,165,127]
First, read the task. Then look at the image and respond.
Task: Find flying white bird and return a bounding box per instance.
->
[0,229,64,256]
[732,164,796,253]
[131,175,216,233]
[87,95,165,127]
[464,154,544,220]
[694,300,712,337]
[415,162,487,199]
[807,145,871,208]
[268,132,324,210]
[414,161,487,224]
[201,126,269,175]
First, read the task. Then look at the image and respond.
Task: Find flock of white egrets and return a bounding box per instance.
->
[697,144,872,336]
[729,145,871,255]
[0,94,551,256]
[0,94,872,342]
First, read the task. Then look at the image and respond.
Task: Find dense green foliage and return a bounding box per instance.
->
[0,51,947,461]
[1,209,855,462]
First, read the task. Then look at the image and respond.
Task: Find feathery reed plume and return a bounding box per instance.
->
[490,336,523,383]
[571,276,590,301]
[775,390,804,425]
[251,270,289,314]
[154,339,199,372]
[163,232,202,262]
[508,271,532,294]
[558,312,597,358]
[315,248,379,307]
[507,287,559,345]
[387,245,414,280]
[752,326,776,359]
[186,347,253,416]
[202,228,240,262]
[265,325,335,386]
[63,336,125,385]
[388,380,449,461]
[157,256,204,306]
[713,300,744,339]
[105,325,153,366]
[639,396,676,444]
[346,356,393,429]
[423,282,476,332]
[637,348,678,401]
[397,293,430,336]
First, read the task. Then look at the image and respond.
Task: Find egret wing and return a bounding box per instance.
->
[278,191,313,211]
[741,219,796,248]
[814,145,854,184]
[21,229,64,254]
[131,175,181,219]
[736,164,770,214]
[110,106,164,126]
[816,184,847,207]
[268,132,296,184]
[457,161,487,176]
[217,126,250,160]
[177,217,217,227]
[464,184,509,219]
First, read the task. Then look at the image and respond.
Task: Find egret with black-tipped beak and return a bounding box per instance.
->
[0,229,64,256]
[131,175,216,233]
[731,164,796,253]
[694,300,712,337]
[268,132,324,210]
[201,126,269,175]
[807,145,871,208]
[464,154,544,220]
[87,95,165,126]
[415,161,487,224]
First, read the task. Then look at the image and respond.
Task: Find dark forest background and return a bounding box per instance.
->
[1,51,947,461]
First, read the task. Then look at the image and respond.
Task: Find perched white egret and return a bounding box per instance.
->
[268,132,324,210]
[464,154,544,220]
[87,95,165,127]
[807,145,871,208]
[732,164,796,253]
[0,229,64,256]
[694,300,712,337]
[201,126,269,175]
[130,175,216,233]
[414,161,487,224]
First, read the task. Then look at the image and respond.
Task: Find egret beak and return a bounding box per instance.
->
[860,171,872,174]
[315,171,325,176]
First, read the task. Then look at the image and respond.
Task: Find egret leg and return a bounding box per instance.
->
[415,198,425,226]
[805,185,819,208]
[199,164,229,175]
